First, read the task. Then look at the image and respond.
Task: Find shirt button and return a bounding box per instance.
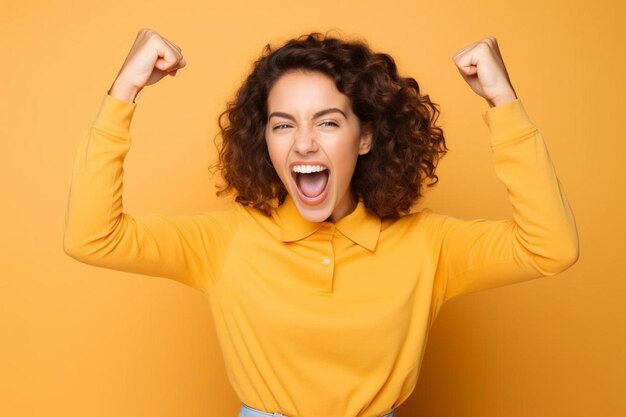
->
[323,258,331,266]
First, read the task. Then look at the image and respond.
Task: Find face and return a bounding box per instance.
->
[265,70,372,223]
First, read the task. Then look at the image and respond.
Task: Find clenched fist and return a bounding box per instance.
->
[108,28,186,103]
[452,37,517,107]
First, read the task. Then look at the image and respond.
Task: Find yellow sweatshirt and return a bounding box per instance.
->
[64,93,579,417]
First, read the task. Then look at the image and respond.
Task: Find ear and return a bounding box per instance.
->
[358,124,373,155]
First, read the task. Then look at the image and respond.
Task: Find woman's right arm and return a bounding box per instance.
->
[63,29,231,294]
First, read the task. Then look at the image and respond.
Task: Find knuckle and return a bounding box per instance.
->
[478,41,491,51]
[146,30,161,41]
[484,36,498,46]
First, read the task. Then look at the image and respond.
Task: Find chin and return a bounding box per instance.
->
[292,193,335,223]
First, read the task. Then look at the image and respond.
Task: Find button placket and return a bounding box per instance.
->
[316,223,335,293]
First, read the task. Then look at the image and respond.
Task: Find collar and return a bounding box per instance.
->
[274,195,381,251]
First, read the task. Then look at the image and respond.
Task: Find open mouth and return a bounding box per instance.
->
[290,164,330,205]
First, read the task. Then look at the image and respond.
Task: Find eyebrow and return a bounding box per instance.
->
[268,108,347,122]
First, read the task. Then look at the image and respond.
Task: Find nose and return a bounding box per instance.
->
[292,127,318,155]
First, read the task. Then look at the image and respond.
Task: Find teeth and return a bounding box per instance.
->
[291,165,328,174]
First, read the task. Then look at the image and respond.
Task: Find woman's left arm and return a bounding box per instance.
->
[435,37,579,303]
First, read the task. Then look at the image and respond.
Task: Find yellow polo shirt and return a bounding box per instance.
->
[64,93,579,417]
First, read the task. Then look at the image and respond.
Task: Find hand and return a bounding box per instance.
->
[108,28,186,102]
[452,37,517,107]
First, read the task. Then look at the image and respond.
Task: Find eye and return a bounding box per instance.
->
[320,121,339,127]
[272,123,292,130]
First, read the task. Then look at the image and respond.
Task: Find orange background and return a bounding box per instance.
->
[1,0,624,416]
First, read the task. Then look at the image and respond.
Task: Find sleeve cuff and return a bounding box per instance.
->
[481,99,537,147]
[92,93,138,140]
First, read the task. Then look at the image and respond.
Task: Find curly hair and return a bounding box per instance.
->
[214,32,448,219]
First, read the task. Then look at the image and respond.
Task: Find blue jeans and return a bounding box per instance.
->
[238,403,395,417]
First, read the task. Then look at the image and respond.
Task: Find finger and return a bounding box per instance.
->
[481,36,496,47]
[168,57,186,71]
[452,41,479,61]
[166,58,186,75]
[492,39,506,67]
[456,39,499,75]
[453,47,480,75]
[457,64,477,79]
[163,37,182,53]
[156,44,183,71]
[453,36,497,61]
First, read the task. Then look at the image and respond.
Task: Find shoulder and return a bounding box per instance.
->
[193,203,244,239]
[381,207,440,229]
[381,207,462,241]
[224,202,282,240]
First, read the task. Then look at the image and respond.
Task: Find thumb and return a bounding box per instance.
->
[454,50,480,77]
[155,47,180,71]
[457,64,478,77]
[156,58,173,70]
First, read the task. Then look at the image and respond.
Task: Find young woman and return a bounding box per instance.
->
[64,28,579,417]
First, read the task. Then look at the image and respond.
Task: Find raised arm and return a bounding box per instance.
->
[432,37,579,303]
[63,29,234,294]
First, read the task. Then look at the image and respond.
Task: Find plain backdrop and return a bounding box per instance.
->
[1,0,624,416]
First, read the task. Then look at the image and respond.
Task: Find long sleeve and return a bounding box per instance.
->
[432,99,579,303]
[63,93,236,294]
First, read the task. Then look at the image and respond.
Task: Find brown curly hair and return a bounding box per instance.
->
[214,32,447,219]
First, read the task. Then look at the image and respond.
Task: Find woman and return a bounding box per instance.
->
[64,28,579,417]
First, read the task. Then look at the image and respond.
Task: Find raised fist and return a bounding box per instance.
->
[452,37,517,107]
[108,28,186,102]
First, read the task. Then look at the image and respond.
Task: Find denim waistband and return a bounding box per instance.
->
[238,403,395,417]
